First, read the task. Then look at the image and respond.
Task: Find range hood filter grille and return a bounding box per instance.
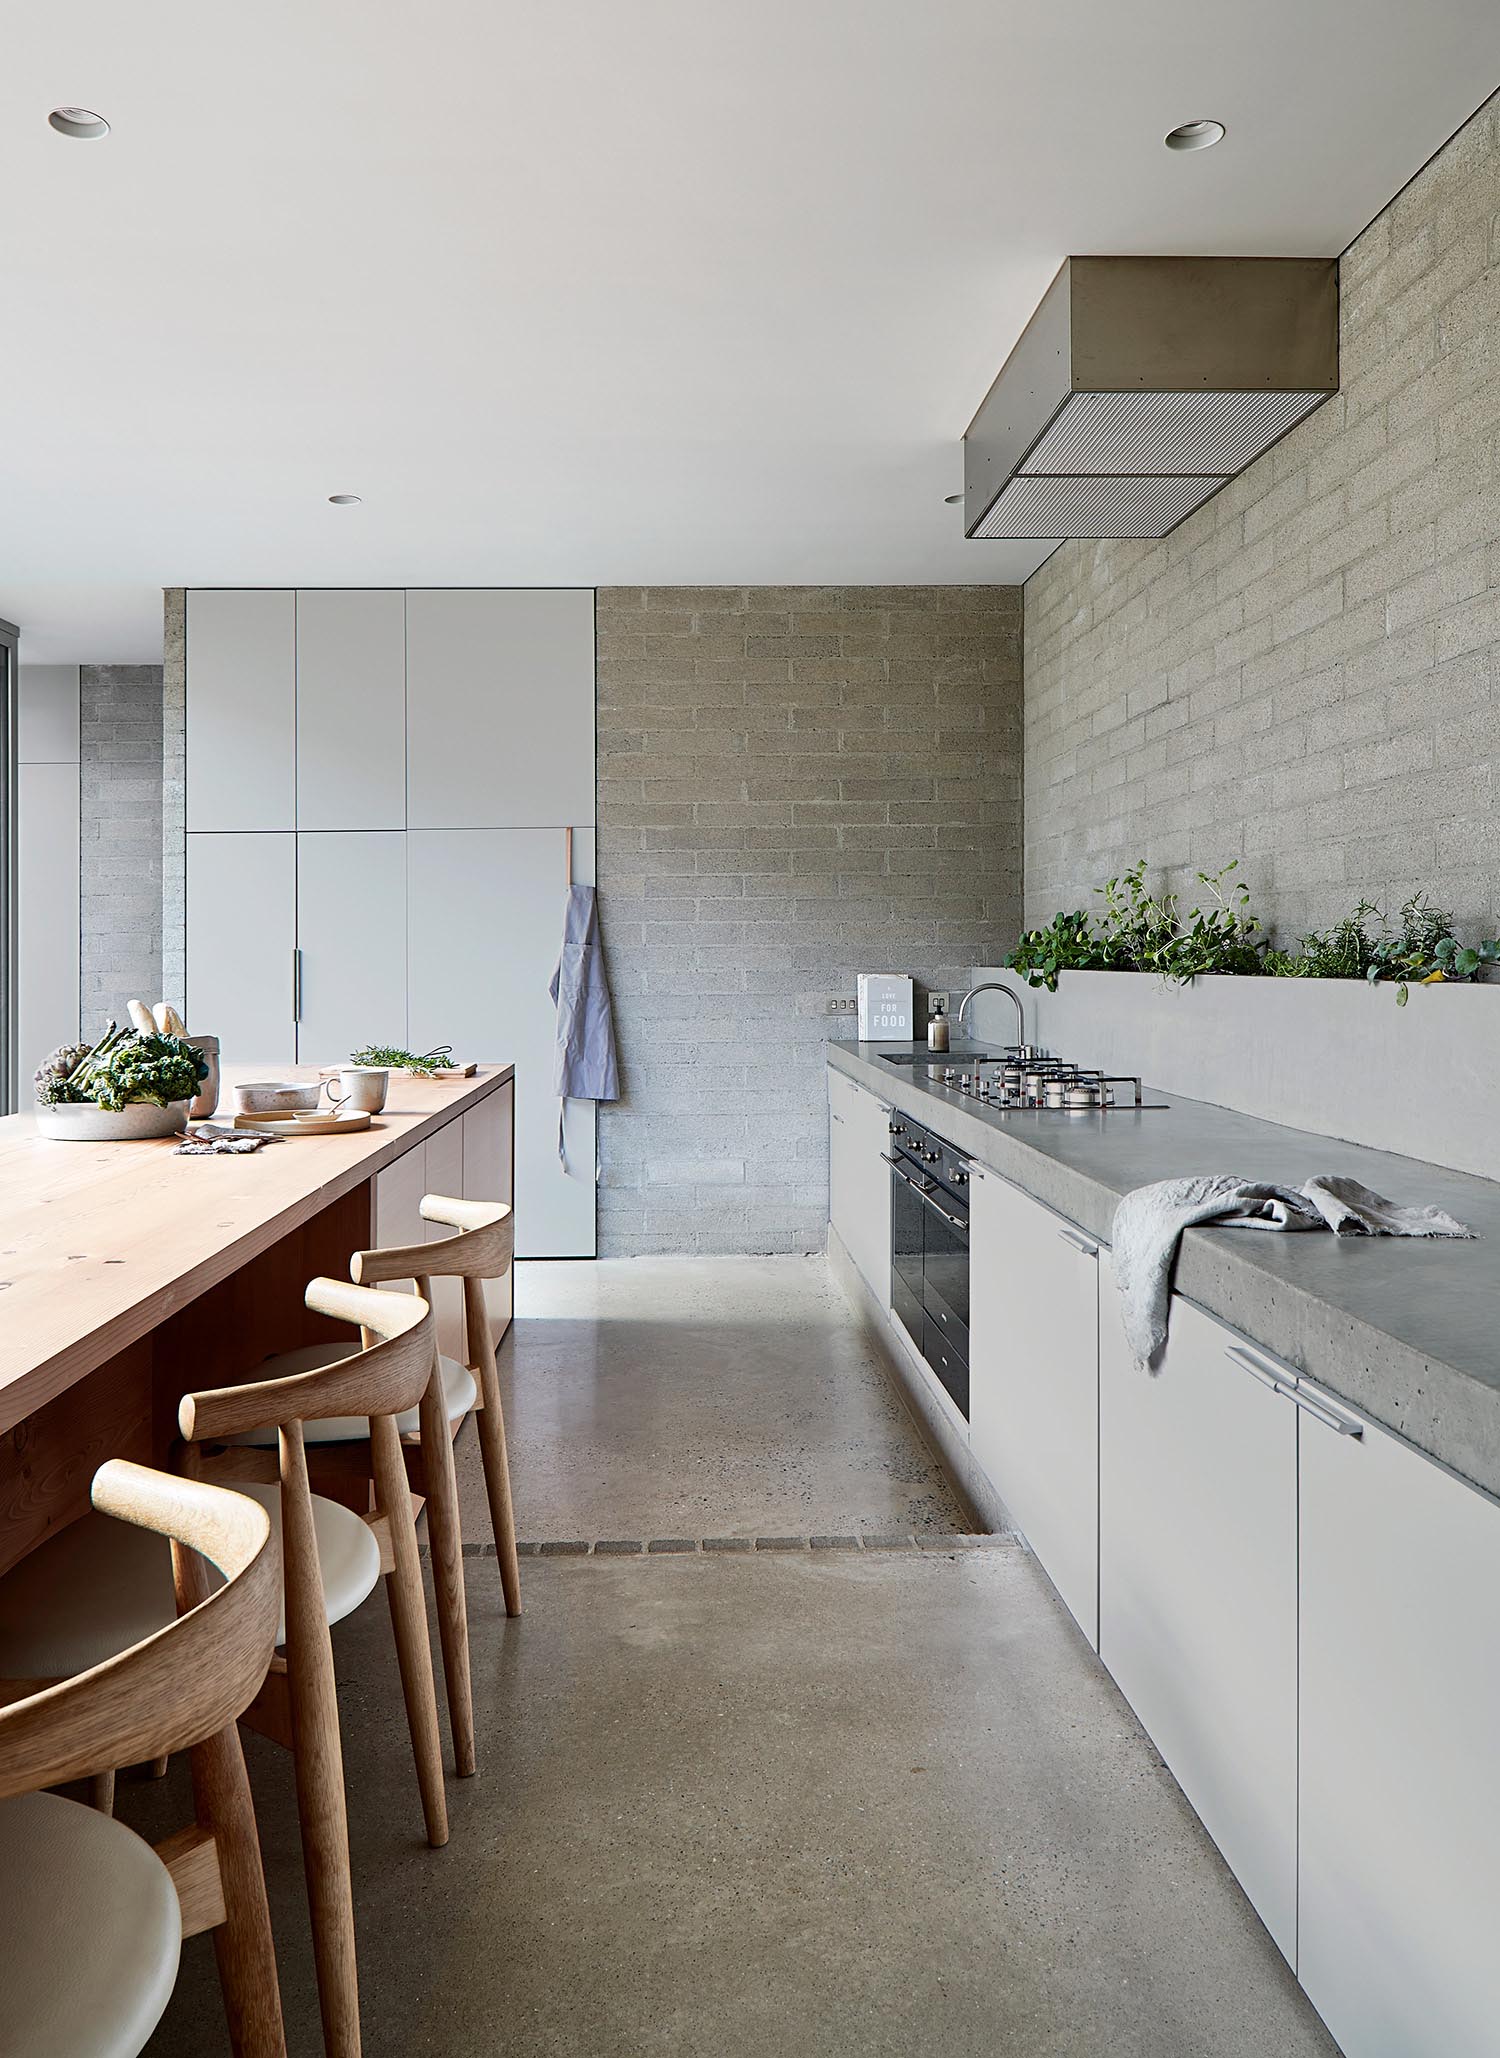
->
[1020,388,1329,479]
[973,474,1225,541]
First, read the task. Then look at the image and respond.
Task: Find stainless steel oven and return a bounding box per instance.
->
[882,1114,970,1418]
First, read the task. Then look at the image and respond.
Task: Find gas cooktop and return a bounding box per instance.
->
[881,1045,1169,1113]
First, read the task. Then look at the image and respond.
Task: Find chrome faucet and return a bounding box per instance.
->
[956,980,1025,1047]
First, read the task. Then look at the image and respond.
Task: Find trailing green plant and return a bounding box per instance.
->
[1005,865,1498,1002]
[34,1021,208,1108]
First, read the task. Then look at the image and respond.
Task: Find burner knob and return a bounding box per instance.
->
[952,1168,968,1185]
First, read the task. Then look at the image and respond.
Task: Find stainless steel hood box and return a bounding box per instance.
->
[963,256,1338,540]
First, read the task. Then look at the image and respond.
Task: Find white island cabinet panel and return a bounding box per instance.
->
[408,827,594,1258]
[295,589,406,830]
[186,590,295,831]
[1299,1398,1500,2056]
[405,589,595,831]
[186,832,296,1064]
[1097,1268,1298,1962]
[463,1083,515,1342]
[968,1172,1099,1646]
[828,1070,890,1307]
[294,832,407,1067]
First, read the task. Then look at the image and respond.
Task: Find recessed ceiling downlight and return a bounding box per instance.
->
[328,494,362,506]
[49,106,110,139]
[1165,119,1225,152]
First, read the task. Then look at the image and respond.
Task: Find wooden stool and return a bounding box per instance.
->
[0,1278,447,2058]
[0,1459,285,2057]
[244,1196,520,1780]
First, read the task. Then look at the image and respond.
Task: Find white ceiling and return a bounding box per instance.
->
[5,3,1499,661]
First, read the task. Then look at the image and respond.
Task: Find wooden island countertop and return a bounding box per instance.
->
[0,1064,514,1441]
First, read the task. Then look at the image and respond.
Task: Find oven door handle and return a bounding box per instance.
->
[879,1152,968,1233]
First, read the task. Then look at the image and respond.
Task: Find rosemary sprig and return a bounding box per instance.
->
[348,1043,456,1077]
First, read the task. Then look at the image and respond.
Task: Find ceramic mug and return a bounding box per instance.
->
[325,1065,390,1115]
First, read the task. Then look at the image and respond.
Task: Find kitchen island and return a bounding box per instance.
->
[0,1065,513,1576]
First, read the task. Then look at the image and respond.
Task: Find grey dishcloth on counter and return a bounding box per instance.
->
[1112,1173,1475,1371]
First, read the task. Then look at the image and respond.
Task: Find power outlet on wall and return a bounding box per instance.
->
[824,997,857,1015]
[928,991,950,1018]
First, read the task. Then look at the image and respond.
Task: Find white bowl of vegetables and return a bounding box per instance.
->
[33,1007,210,1141]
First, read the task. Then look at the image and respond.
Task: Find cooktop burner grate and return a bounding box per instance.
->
[894,1046,1170,1113]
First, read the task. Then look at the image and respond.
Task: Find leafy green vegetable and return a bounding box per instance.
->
[33,1022,207,1109]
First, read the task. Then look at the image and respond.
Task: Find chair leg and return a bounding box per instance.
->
[280,1423,363,2058]
[88,1768,116,1815]
[370,1413,449,1847]
[466,1276,522,1617]
[190,1721,288,2058]
[173,1536,288,2058]
[147,1754,171,1779]
[414,1287,475,1777]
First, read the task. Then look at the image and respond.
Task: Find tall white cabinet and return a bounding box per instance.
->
[184,587,597,1257]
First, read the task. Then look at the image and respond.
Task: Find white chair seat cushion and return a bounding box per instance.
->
[0,1789,181,2057]
[227,1343,477,1446]
[0,1488,381,1678]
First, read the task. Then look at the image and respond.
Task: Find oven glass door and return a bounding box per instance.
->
[921,1196,969,1330]
[891,1160,926,1310]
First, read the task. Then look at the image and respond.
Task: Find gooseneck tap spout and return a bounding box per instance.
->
[956,980,1025,1047]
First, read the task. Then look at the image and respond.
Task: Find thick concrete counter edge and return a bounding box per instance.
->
[828,1042,1500,1506]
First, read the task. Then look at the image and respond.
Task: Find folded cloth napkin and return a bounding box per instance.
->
[173,1122,273,1156]
[1112,1173,1474,1370]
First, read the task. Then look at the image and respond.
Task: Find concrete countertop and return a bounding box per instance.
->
[829,1039,1500,1504]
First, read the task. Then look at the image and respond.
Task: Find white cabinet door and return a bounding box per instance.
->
[1299,1397,1500,2055]
[296,589,406,830]
[407,828,594,1258]
[968,1173,1099,1645]
[294,832,407,1066]
[827,1070,891,1307]
[186,591,295,831]
[405,589,595,831]
[1097,1270,1298,1961]
[186,832,296,1064]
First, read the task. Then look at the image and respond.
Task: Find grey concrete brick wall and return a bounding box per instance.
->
[1023,90,1500,943]
[79,664,164,1032]
[596,586,1022,1255]
[161,589,187,1018]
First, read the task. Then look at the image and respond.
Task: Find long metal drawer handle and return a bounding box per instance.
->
[922,1194,967,1232]
[1057,1227,1099,1258]
[1292,1387,1365,1437]
[1223,1344,1295,1396]
[830,1110,844,1124]
[879,1151,929,1192]
[878,1152,967,1231]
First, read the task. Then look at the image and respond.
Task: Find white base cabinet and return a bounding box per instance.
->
[1098,1266,1298,1962]
[186,833,297,1063]
[827,1070,891,1308]
[968,1171,1099,1646]
[1298,1398,1500,2057]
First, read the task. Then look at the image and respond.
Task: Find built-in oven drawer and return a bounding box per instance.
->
[922,1315,970,1420]
[891,1267,924,1354]
[921,1277,969,1366]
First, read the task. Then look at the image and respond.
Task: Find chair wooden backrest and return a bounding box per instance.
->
[350,1195,514,1288]
[0,1461,278,1798]
[178,1277,435,1444]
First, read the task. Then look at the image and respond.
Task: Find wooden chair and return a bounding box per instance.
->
[0,1278,448,2058]
[0,1458,285,2057]
[240,1196,520,1779]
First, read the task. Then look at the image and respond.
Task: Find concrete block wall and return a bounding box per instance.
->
[596,585,1022,1255]
[79,664,165,1032]
[1023,89,1500,942]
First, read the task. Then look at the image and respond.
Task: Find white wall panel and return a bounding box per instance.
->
[17,762,80,1087]
[296,589,406,830]
[186,591,295,831]
[408,827,595,1258]
[295,831,407,1066]
[405,590,594,830]
[187,832,296,1064]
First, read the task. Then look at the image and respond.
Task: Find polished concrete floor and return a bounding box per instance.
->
[132,1257,1336,2056]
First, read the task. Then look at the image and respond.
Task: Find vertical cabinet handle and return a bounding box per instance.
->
[1057,1227,1098,1258]
[292,947,303,1022]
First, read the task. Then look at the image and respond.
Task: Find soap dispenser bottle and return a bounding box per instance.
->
[927,999,950,1053]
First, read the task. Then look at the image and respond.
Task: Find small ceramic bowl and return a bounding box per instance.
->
[232,1079,321,1117]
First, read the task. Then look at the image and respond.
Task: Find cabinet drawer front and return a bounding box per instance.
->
[1098,1271,1298,1961]
[1300,1408,1500,2056]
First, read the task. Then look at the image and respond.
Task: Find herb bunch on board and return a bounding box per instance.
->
[347,1043,455,1077]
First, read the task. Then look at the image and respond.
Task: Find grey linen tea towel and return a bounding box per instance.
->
[549,882,620,1168]
[1112,1172,1474,1370]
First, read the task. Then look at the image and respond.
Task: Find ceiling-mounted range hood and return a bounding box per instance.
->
[962,256,1338,541]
